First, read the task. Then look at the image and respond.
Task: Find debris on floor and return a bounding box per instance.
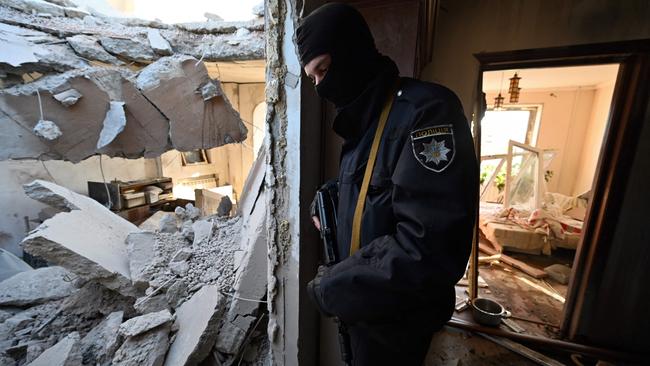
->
[0,174,269,365]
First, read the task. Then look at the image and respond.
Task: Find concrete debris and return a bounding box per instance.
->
[180,220,194,242]
[252,2,264,17]
[201,81,220,100]
[133,294,169,315]
[3,0,66,17]
[66,35,124,65]
[158,214,178,233]
[111,323,170,366]
[217,196,233,217]
[118,309,174,338]
[216,190,267,354]
[21,180,140,297]
[171,247,193,263]
[544,264,572,285]
[26,332,81,366]
[135,55,247,151]
[33,119,62,140]
[204,12,223,21]
[169,260,190,277]
[52,88,81,107]
[62,6,88,19]
[0,266,76,306]
[0,311,33,341]
[96,100,126,149]
[147,29,172,56]
[126,232,156,289]
[61,281,136,318]
[99,37,157,63]
[192,219,213,245]
[31,43,88,72]
[79,311,123,366]
[164,285,225,366]
[165,279,188,309]
[139,210,167,232]
[0,22,38,67]
[175,18,264,34]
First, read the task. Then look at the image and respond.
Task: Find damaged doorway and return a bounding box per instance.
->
[459,64,619,339]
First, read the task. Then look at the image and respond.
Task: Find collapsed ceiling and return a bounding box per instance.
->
[0,0,265,162]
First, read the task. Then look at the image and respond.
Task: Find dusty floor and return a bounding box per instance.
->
[455,248,575,339]
[424,327,537,365]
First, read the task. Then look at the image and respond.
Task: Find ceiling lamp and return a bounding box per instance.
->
[494,93,505,111]
[509,72,521,103]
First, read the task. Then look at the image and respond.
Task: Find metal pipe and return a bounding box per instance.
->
[447,317,644,362]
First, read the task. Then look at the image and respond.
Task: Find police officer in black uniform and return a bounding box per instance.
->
[297,4,478,365]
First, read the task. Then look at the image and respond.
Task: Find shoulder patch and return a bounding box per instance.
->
[410,124,455,172]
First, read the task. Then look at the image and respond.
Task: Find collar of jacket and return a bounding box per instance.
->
[332,56,399,143]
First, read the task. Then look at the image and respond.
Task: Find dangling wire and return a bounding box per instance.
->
[99,155,113,210]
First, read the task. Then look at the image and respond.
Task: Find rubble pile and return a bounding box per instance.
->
[0,0,265,162]
[0,176,270,365]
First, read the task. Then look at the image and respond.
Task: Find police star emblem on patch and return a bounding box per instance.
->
[410,124,455,172]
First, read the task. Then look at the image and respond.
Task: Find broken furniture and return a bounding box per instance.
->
[88,177,173,211]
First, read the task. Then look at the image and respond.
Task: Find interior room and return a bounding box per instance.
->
[458,64,619,339]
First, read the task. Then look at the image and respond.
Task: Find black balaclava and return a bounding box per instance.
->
[296,3,383,108]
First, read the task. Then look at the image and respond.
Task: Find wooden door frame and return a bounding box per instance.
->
[472,39,650,341]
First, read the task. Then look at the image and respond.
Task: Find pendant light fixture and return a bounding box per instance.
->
[509,72,521,103]
[494,72,505,110]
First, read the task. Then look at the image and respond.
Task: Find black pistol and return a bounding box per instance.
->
[314,182,352,366]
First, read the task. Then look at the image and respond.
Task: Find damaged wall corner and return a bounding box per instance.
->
[262,0,321,365]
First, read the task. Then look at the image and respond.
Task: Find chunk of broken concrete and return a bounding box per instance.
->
[0,266,76,306]
[165,280,188,309]
[169,261,189,277]
[192,220,213,245]
[171,248,193,263]
[544,264,572,285]
[147,29,172,56]
[185,203,200,220]
[63,7,90,19]
[79,311,123,366]
[134,294,170,315]
[118,309,174,338]
[159,214,178,233]
[0,312,33,341]
[164,285,225,366]
[200,81,219,101]
[111,324,170,366]
[33,119,62,140]
[53,89,82,107]
[96,101,126,149]
[21,180,140,297]
[217,196,232,217]
[3,0,66,17]
[100,37,157,63]
[126,232,155,289]
[135,55,247,151]
[26,332,82,366]
[66,35,123,65]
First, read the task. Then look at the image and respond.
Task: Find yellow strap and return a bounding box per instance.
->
[349,83,398,256]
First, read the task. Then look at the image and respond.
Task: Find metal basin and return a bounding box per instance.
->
[471,297,511,327]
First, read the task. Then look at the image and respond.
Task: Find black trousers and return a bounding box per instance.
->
[346,307,450,366]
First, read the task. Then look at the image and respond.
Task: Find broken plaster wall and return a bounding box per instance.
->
[262,0,305,364]
[0,156,157,255]
[160,82,266,202]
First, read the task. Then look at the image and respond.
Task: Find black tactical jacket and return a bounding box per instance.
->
[314,72,478,326]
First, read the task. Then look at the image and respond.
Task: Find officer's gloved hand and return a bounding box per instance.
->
[307,265,333,317]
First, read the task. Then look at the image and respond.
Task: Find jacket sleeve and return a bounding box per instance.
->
[315,94,478,324]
